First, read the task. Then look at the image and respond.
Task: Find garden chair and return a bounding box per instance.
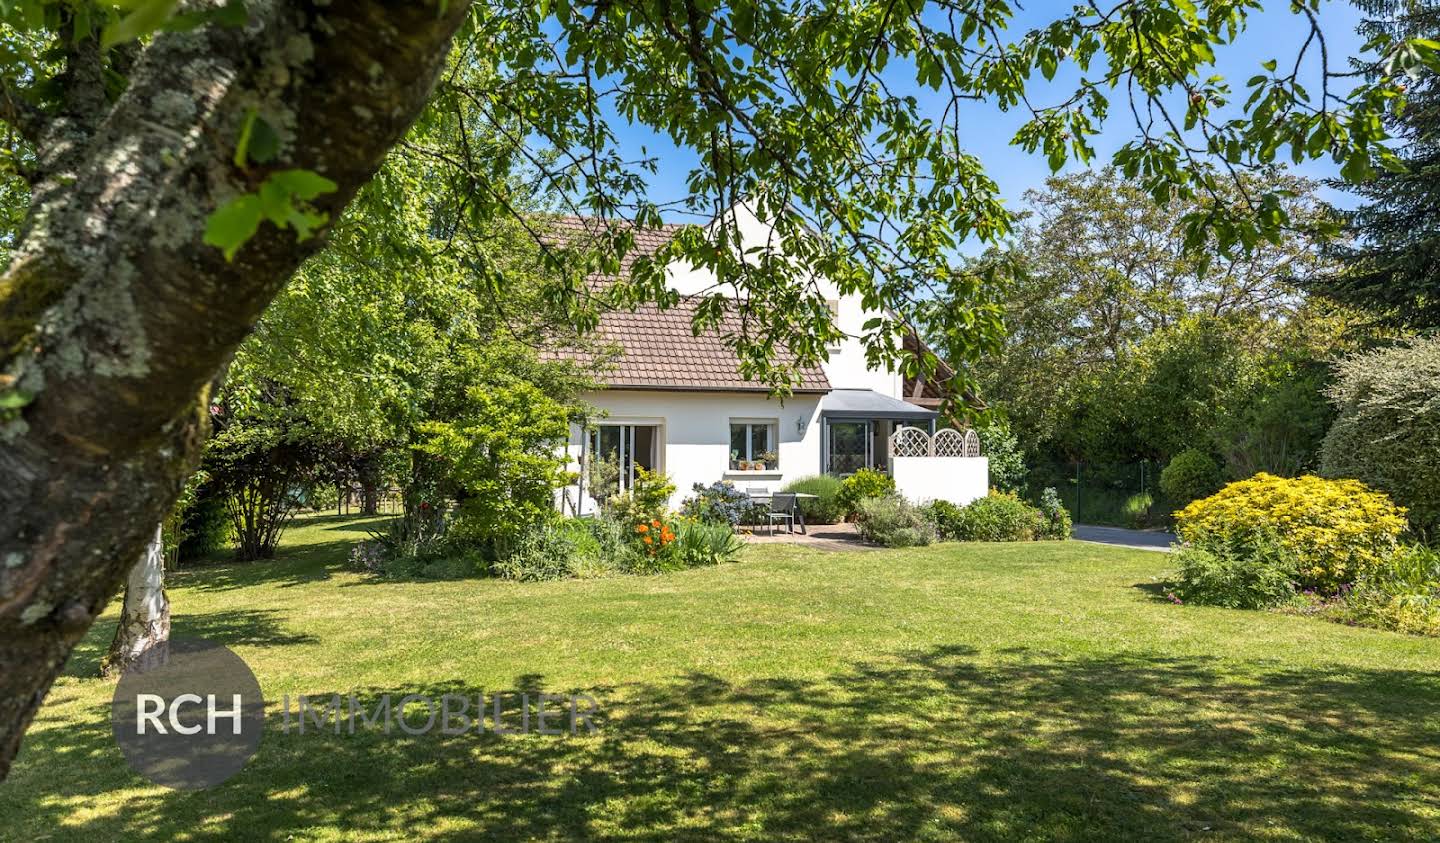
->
[766,493,797,535]
[741,486,768,531]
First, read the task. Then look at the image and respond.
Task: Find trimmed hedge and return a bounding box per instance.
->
[1160,448,1223,505]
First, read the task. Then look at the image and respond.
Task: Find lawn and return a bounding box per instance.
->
[3,515,1439,841]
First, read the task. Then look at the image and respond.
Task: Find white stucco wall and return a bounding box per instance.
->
[659,203,902,398]
[565,389,826,511]
[892,457,989,507]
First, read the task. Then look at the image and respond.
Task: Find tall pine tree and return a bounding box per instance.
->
[1316,1,1440,327]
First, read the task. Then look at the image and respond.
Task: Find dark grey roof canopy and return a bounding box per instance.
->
[819,388,938,420]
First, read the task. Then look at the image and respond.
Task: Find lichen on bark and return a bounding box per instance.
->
[0,0,474,779]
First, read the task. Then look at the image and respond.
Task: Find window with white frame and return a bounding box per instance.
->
[729,420,779,471]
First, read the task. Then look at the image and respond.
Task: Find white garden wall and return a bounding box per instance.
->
[892,456,989,507]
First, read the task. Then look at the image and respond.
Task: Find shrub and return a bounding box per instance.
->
[782,474,845,524]
[1174,473,1408,592]
[976,417,1027,494]
[1170,530,1298,609]
[672,519,745,567]
[366,504,450,562]
[854,495,936,547]
[605,467,676,528]
[178,487,232,562]
[411,377,573,558]
[1121,491,1155,529]
[836,468,896,518]
[1160,448,1224,504]
[302,481,340,513]
[494,519,601,582]
[679,481,753,526]
[927,499,966,541]
[584,515,645,572]
[348,521,486,580]
[1321,336,1440,538]
[1037,488,1072,540]
[952,491,1041,542]
[418,557,485,580]
[1329,545,1440,637]
[629,516,681,574]
[348,540,387,574]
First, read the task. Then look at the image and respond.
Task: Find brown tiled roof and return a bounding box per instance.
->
[540,215,831,394]
[587,299,831,393]
[540,215,686,281]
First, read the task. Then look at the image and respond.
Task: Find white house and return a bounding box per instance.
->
[549,205,988,512]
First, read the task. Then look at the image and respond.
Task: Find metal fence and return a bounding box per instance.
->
[1027,459,1180,528]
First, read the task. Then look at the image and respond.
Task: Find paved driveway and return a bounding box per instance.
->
[1072,524,1175,552]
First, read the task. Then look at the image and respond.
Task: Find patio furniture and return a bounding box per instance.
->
[742,486,768,530]
[743,490,816,535]
[766,493,798,535]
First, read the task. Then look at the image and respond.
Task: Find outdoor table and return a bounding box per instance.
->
[746,491,817,535]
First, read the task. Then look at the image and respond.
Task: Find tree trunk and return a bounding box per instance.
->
[358,453,381,516]
[0,1,470,779]
[101,525,170,678]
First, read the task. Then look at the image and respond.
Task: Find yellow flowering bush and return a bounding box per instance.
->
[1174,473,1407,592]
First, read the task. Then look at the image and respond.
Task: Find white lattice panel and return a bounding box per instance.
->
[932,428,963,457]
[890,425,932,458]
[929,428,982,457]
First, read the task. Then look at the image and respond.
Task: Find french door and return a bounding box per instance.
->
[588,424,658,494]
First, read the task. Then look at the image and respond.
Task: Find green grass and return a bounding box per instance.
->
[3,514,1440,841]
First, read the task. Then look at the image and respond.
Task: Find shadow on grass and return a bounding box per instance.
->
[169,515,396,594]
[310,513,398,534]
[171,551,337,593]
[62,609,321,679]
[13,645,1440,840]
[1132,581,1177,602]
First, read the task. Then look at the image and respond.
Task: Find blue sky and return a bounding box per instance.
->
[604,1,1370,232]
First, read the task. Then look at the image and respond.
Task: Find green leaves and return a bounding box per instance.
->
[203,194,263,261]
[203,170,337,260]
[102,0,178,47]
[0,387,33,409]
[233,109,280,167]
[259,169,336,239]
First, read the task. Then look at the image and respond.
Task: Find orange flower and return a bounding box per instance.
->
[636,523,649,533]
[642,535,653,545]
